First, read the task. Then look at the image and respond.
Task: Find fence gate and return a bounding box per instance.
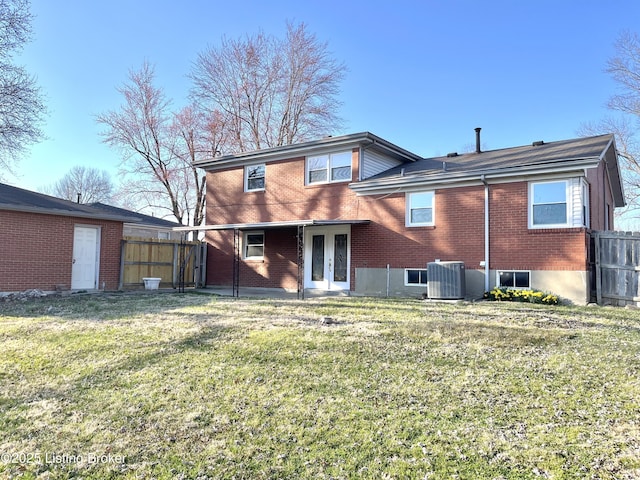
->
[119,237,205,290]
[593,231,640,306]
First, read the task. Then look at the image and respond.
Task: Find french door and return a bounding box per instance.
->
[304,226,350,291]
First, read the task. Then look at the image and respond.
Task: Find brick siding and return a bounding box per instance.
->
[205,149,609,289]
[0,210,123,292]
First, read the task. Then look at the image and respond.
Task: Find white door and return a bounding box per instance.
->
[304,226,350,291]
[71,226,100,289]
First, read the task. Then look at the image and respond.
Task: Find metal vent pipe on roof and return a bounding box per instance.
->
[475,127,482,153]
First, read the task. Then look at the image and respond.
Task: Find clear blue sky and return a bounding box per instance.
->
[11,0,640,201]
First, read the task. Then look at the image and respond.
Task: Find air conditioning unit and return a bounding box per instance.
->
[427,261,465,299]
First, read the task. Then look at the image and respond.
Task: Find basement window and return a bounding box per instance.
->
[497,270,530,289]
[405,268,428,286]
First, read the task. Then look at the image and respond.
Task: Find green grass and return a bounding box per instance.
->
[1,293,639,479]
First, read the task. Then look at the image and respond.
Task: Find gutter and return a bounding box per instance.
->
[350,157,602,194]
[480,175,490,292]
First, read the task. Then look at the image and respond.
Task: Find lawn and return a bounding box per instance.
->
[0,293,639,479]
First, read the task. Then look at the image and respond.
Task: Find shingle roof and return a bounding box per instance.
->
[368,134,615,178]
[353,133,625,208]
[89,202,179,228]
[0,183,140,222]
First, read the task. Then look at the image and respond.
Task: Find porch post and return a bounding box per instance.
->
[233,229,240,297]
[297,225,305,300]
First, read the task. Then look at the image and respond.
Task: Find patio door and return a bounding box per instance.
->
[304,226,350,291]
[71,226,100,289]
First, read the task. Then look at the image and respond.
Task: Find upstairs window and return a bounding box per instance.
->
[530,180,569,227]
[306,152,352,184]
[406,191,435,226]
[245,164,265,192]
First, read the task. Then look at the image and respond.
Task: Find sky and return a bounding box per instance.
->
[8,0,640,222]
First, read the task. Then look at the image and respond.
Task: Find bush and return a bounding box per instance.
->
[483,287,559,305]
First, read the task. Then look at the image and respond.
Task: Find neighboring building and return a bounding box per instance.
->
[89,203,182,240]
[0,183,140,293]
[194,131,625,304]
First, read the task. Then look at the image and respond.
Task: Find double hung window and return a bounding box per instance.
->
[243,231,264,259]
[406,191,434,226]
[531,180,568,226]
[306,152,352,184]
[245,164,265,192]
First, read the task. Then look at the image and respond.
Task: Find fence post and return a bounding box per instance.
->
[118,239,126,291]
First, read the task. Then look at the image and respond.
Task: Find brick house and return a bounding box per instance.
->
[194,130,625,304]
[0,183,139,293]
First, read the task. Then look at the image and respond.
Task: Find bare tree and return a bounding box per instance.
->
[97,62,219,226]
[190,21,345,153]
[170,105,228,227]
[97,62,184,222]
[0,0,46,176]
[43,165,114,203]
[581,31,640,223]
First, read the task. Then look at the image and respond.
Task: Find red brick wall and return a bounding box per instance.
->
[350,186,486,273]
[206,228,299,290]
[204,151,611,288]
[0,210,123,292]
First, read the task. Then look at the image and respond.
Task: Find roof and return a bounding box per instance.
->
[89,203,180,228]
[193,132,422,169]
[0,183,141,222]
[352,134,626,207]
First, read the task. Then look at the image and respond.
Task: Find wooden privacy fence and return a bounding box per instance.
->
[593,230,640,306]
[119,237,206,290]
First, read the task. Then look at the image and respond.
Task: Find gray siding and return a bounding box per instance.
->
[361,149,403,180]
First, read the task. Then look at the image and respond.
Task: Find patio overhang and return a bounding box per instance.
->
[173,219,370,232]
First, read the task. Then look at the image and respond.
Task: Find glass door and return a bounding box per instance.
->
[304,226,350,291]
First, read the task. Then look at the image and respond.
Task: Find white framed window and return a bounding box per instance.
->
[405,268,428,286]
[529,178,590,229]
[243,231,264,259]
[530,180,568,227]
[306,151,352,185]
[245,164,265,192]
[497,270,530,289]
[406,191,434,227]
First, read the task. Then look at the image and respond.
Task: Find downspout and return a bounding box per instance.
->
[480,174,490,292]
